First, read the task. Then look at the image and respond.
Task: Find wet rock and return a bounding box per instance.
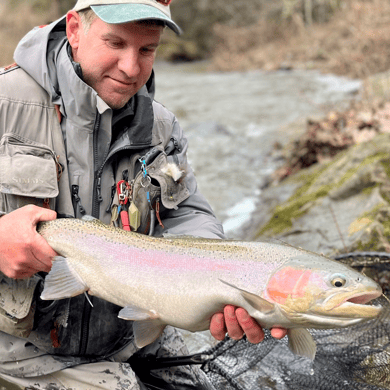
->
[240,133,390,257]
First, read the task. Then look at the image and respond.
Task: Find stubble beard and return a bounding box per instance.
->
[83,73,134,110]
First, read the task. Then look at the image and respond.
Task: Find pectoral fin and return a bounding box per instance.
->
[219,279,275,313]
[287,328,317,360]
[41,256,87,300]
[133,320,166,348]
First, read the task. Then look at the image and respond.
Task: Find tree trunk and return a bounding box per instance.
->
[304,0,313,25]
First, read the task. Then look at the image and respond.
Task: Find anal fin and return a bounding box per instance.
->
[133,320,166,348]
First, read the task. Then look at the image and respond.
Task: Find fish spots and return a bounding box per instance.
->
[129,248,238,273]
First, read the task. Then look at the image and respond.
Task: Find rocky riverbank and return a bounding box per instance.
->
[239,99,390,257]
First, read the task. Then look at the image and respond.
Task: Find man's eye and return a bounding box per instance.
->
[108,41,123,48]
[141,47,156,55]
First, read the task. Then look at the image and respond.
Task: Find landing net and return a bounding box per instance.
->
[201,252,390,390]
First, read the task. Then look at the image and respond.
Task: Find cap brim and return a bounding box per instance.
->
[91,4,182,35]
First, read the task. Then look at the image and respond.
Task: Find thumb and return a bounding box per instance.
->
[29,206,57,225]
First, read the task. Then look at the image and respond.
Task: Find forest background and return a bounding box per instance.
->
[1,0,390,81]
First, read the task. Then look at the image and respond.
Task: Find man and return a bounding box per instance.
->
[0,1,286,388]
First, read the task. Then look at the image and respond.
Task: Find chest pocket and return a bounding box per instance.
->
[131,152,190,234]
[0,133,61,212]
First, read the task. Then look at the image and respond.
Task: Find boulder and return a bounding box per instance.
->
[241,133,390,257]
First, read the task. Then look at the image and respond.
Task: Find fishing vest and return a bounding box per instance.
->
[0,64,190,359]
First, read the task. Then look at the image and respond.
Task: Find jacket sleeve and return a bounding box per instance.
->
[154,117,225,240]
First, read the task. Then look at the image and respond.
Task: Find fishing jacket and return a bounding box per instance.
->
[0,17,224,377]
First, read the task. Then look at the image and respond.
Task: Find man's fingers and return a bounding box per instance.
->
[32,229,58,257]
[210,306,288,345]
[30,205,58,266]
[0,205,57,278]
[270,327,288,339]
[224,305,244,340]
[236,307,264,344]
[30,241,54,272]
[209,312,227,341]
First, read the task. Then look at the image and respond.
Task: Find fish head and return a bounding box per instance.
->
[264,251,382,328]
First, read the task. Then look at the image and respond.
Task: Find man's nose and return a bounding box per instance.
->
[118,50,141,78]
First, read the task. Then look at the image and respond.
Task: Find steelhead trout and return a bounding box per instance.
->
[38,217,382,360]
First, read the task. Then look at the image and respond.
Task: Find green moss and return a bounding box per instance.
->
[258,184,332,235]
[257,150,390,237]
[380,158,390,178]
[379,158,390,203]
[257,160,332,236]
[350,203,390,251]
[353,230,383,252]
[337,152,389,188]
[359,204,386,220]
[361,184,379,196]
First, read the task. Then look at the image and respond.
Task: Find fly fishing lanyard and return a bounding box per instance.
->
[139,157,156,235]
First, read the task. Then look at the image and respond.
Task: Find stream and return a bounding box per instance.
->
[153,61,362,238]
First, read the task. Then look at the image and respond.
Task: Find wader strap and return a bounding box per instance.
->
[54,105,62,124]
[3,63,17,71]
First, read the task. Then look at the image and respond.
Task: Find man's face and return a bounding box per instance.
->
[67,12,162,109]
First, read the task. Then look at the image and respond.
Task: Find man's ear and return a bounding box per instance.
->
[66,11,82,54]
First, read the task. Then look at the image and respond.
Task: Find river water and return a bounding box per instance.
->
[154,61,362,238]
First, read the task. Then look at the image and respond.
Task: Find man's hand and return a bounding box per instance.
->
[0,205,57,279]
[210,305,287,343]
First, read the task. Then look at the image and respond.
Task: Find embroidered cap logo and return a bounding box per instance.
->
[156,0,172,5]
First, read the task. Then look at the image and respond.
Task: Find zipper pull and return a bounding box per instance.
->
[96,177,103,204]
[106,184,117,213]
[72,185,86,215]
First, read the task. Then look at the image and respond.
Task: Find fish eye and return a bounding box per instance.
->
[331,274,346,288]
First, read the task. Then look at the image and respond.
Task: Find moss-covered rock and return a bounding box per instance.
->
[241,133,390,257]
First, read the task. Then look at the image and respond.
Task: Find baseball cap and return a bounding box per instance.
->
[73,0,181,34]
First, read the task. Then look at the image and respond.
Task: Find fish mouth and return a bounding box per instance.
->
[346,291,382,305]
[325,289,383,319]
[288,290,383,328]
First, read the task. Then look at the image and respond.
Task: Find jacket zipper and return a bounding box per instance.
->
[78,115,150,355]
[78,111,101,356]
[92,113,102,219]
[78,295,93,356]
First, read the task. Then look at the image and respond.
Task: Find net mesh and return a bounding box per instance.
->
[201,252,390,390]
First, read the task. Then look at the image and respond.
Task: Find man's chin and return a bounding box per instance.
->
[103,94,134,110]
